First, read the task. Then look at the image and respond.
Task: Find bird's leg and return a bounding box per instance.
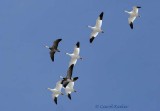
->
[80,57,83,60]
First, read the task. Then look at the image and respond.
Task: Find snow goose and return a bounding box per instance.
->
[65,81,76,100]
[45,39,62,62]
[125,6,141,29]
[88,12,104,43]
[48,80,63,105]
[66,42,82,67]
[61,64,78,88]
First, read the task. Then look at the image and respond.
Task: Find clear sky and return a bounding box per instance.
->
[0,0,160,111]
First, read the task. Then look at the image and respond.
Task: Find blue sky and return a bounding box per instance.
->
[0,0,160,111]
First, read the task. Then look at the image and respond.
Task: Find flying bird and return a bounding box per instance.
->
[88,12,104,43]
[48,80,63,105]
[125,6,141,29]
[66,42,82,67]
[65,81,76,100]
[61,64,78,88]
[45,39,62,62]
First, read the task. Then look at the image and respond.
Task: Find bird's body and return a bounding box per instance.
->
[88,12,104,43]
[125,6,141,29]
[88,26,103,32]
[45,38,62,62]
[66,42,82,67]
[48,80,63,105]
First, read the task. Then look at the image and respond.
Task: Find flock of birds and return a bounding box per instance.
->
[46,6,141,104]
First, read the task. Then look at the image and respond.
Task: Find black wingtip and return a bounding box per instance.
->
[54,97,57,104]
[99,12,104,20]
[90,37,95,43]
[130,22,133,29]
[68,94,71,100]
[58,38,62,41]
[76,42,80,48]
[73,77,78,81]
[137,6,141,8]
[51,56,54,62]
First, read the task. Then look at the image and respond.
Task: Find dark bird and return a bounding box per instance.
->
[60,64,78,88]
[45,39,62,62]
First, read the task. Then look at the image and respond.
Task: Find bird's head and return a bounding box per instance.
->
[44,45,50,49]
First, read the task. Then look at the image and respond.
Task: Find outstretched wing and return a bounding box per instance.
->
[52,96,57,104]
[90,31,99,43]
[52,39,62,49]
[55,80,63,91]
[66,64,74,79]
[50,50,55,61]
[95,12,103,28]
[128,16,136,29]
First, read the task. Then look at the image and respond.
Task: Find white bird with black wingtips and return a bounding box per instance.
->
[45,38,62,62]
[65,81,76,100]
[48,80,63,105]
[66,42,82,67]
[125,6,141,29]
[88,12,104,43]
